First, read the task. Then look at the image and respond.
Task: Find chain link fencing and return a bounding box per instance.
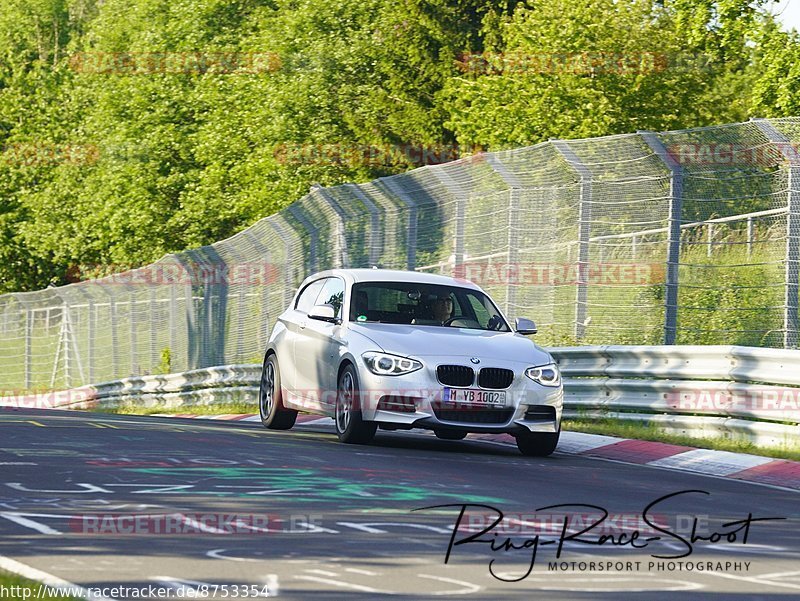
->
[0,117,797,390]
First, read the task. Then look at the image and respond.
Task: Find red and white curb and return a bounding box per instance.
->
[153,413,800,492]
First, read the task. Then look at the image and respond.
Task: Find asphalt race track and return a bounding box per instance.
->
[0,408,798,600]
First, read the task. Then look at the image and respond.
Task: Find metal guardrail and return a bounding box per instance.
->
[554,345,800,447]
[2,346,798,448]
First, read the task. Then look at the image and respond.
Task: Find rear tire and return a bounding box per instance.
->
[334,364,377,444]
[516,426,560,457]
[259,353,297,430]
[434,430,467,441]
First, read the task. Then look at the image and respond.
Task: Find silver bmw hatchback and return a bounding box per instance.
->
[259,269,563,456]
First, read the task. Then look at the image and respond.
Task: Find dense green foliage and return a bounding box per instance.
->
[0,0,797,293]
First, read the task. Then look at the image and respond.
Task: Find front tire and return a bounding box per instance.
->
[516,426,560,457]
[259,353,297,430]
[334,364,376,444]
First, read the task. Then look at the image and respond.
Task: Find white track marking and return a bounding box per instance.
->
[490,571,703,592]
[294,574,385,593]
[416,574,482,595]
[344,567,379,576]
[706,571,800,590]
[335,521,451,534]
[6,482,112,493]
[205,548,259,562]
[0,512,65,534]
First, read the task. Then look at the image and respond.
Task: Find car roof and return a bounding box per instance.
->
[301,268,482,289]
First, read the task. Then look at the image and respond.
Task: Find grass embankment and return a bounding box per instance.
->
[563,417,800,462]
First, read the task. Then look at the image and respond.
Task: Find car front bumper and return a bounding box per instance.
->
[356,355,563,434]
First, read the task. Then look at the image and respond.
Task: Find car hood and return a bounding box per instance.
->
[348,323,552,365]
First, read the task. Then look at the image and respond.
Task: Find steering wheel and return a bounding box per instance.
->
[486,315,504,331]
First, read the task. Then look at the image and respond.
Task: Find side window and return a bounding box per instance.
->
[314,277,345,318]
[295,279,326,314]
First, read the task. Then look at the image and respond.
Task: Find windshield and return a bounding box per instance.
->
[349,281,510,331]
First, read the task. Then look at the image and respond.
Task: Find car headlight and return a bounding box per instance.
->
[525,363,561,387]
[362,352,422,376]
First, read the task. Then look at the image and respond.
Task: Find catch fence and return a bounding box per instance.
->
[0,118,797,389]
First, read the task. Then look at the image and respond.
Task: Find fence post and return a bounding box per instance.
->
[74,287,95,384]
[243,229,277,352]
[752,118,799,348]
[379,176,418,270]
[312,187,350,268]
[268,215,304,310]
[431,168,466,272]
[552,140,592,341]
[345,183,382,267]
[639,131,684,345]
[483,153,522,316]
[24,306,32,390]
[287,204,319,273]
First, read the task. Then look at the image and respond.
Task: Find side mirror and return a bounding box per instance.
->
[515,317,537,335]
[309,303,340,324]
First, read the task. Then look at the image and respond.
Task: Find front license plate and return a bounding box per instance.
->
[443,388,506,405]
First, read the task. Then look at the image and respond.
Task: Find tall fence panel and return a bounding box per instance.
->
[1,118,799,390]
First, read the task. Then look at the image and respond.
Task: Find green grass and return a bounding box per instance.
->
[564,417,800,462]
[0,571,83,600]
[96,401,256,416]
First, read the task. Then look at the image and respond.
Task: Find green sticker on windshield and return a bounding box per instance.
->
[357,315,367,322]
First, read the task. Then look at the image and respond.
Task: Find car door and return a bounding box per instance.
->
[292,276,346,413]
[281,277,326,402]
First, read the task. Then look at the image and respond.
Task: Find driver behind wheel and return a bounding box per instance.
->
[413,294,453,325]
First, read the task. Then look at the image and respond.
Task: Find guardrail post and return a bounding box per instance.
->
[752,118,799,348]
[379,177,418,269]
[640,131,684,345]
[552,140,592,341]
[483,153,522,316]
